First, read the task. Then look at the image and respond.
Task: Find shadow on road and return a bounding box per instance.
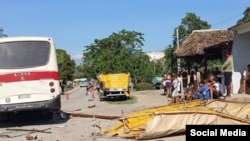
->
[0,110,69,128]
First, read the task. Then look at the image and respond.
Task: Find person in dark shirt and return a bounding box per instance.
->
[185,82,195,101]
[61,78,67,94]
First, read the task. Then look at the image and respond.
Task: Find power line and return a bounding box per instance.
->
[211,13,243,27]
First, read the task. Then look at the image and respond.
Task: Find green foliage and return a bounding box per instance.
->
[73,65,85,79]
[164,45,177,74]
[237,6,250,24]
[153,58,166,77]
[172,13,211,47]
[105,96,137,104]
[0,28,8,37]
[56,49,76,81]
[82,29,154,84]
[135,82,155,91]
[168,12,211,71]
[207,59,223,74]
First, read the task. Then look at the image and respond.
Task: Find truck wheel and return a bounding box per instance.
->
[99,92,104,102]
[99,95,104,101]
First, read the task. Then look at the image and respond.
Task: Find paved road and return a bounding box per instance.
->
[0,87,181,141]
[1,86,250,141]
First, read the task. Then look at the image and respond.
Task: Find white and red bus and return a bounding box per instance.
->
[0,36,61,119]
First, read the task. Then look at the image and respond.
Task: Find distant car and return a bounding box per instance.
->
[79,78,88,87]
[152,77,163,89]
[154,82,162,89]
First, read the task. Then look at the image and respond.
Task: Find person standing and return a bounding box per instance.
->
[175,73,181,92]
[87,81,94,101]
[181,70,188,88]
[221,52,233,97]
[177,73,183,100]
[61,78,67,95]
[243,64,250,94]
[162,74,167,95]
[165,74,172,97]
[194,67,201,90]
[171,73,179,103]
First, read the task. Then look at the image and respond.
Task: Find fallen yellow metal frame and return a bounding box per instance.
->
[100,99,250,140]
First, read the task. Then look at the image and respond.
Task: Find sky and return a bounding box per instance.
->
[1,0,250,64]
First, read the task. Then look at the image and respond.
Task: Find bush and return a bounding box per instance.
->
[135,82,155,91]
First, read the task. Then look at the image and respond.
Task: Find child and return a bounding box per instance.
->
[165,74,172,97]
[210,77,224,99]
[185,82,195,101]
[171,73,179,103]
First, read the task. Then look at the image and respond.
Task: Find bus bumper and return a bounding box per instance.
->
[0,95,61,112]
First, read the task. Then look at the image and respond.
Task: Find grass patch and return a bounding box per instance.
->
[106,96,137,105]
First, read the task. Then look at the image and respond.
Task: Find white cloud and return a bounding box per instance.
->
[70,54,82,65]
[71,54,82,60]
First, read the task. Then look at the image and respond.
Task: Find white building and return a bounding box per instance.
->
[229,20,250,94]
[145,51,165,61]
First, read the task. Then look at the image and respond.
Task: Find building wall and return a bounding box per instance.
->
[232,31,250,93]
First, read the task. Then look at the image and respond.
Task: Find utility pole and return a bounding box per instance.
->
[176,29,181,73]
[153,56,156,76]
[176,29,184,100]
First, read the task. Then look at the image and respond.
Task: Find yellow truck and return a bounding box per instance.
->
[97,73,130,101]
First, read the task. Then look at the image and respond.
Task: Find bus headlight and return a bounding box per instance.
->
[5,98,11,103]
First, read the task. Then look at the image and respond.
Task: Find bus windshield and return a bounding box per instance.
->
[0,41,50,69]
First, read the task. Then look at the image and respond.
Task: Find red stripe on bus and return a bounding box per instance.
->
[0,71,59,83]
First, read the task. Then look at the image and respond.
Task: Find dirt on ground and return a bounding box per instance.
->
[2,88,250,141]
[64,88,250,141]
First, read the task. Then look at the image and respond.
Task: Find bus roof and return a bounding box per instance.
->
[0,36,53,42]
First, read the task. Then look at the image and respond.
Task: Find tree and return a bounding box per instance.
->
[173,12,211,47]
[164,45,176,74]
[153,58,166,77]
[56,49,76,81]
[73,65,85,79]
[82,29,154,83]
[164,12,211,73]
[237,6,250,24]
[0,28,8,37]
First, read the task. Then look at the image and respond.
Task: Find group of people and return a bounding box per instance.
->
[162,72,225,103]
[185,75,225,101]
[208,51,250,97]
[162,73,183,103]
[161,51,236,104]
